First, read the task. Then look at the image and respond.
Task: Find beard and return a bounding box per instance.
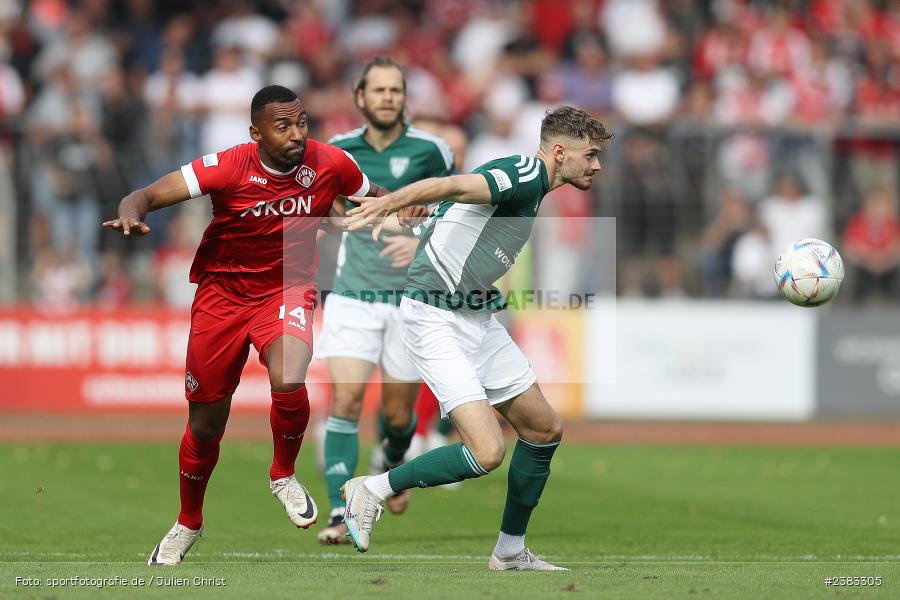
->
[361,104,404,131]
[281,143,306,167]
[570,175,594,190]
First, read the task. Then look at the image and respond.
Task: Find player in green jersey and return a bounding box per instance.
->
[340,106,613,570]
[316,57,454,544]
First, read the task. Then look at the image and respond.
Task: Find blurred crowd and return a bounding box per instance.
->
[0,0,897,309]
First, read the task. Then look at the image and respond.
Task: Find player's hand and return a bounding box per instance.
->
[397,205,429,229]
[101,216,150,236]
[346,195,395,240]
[380,235,419,268]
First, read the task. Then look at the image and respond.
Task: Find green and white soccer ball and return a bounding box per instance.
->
[774,238,845,307]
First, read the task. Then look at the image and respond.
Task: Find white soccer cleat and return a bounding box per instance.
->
[148,522,202,566]
[270,475,318,529]
[340,476,384,552]
[489,549,568,571]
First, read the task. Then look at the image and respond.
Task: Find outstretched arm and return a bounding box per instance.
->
[344,174,490,235]
[102,171,193,236]
[322,182,429,237]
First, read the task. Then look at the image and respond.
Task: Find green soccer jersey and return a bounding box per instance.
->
[404,154,550,312]
[329,125,454,305]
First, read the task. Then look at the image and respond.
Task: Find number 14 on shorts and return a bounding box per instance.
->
[278,304,307,331]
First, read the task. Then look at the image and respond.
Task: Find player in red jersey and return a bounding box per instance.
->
[102,85,397,565]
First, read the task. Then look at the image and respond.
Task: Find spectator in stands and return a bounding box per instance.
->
[30,243,92,314]
[759,172,829,257]
[843,186,900,303]
[198,45,261,154]
[143,47,202,174]
[153,208,198,311]
[2,0,899,307]
[33,9,116,89]
[95,248,133,308]
[699,187,754,297]
[556,31,613,115]
[730,214,777,299]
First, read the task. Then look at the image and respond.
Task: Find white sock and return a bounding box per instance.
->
[364,472,394,501]
[329,507,344,520]
[493,532,525,559]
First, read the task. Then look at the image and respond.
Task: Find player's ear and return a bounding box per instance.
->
[553,141,566,164]
[249,124,261,143]
[355,88,365,111]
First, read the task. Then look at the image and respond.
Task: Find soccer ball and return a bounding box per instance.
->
[773,238,844,307]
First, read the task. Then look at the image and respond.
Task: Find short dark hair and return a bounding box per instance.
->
[540,106,613,147]
[354,56,406,94]
[251,85,299,124]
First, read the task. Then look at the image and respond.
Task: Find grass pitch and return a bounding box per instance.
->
[1,439,898,598]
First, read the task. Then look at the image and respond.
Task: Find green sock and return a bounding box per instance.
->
[377,408,389,442]
[500,438,559,535]
[323,416,359,511]
[388,442,487,492]
[436,417,453,436]
[383,411,417,466]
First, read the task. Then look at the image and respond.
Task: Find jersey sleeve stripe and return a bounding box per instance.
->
[351,172,370,197]
[341,149,361,167]
[517,157,536,174]
[519,162,541,182]
[514,155,528,168]
[407,127,454,172]
[180,164,202,198]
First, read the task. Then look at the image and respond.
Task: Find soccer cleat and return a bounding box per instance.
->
[317,514,352,545]
[148,522,202,566]
[489,549,568,571]
[340,476,384,552]
[270,475,318,529]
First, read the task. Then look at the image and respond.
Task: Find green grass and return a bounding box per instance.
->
[1,441,898,599]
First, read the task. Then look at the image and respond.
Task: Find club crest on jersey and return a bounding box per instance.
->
[296,165,316,188]
[389,157,410,178]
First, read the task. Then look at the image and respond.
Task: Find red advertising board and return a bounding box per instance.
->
[0,306,331,413]
[0,306,584,417]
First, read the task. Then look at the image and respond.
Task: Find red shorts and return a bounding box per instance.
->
[184,283,317,402]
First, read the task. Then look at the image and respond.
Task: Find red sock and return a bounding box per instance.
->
[177,422,223,530]
[269,385,311,480]
[415,384,439,436]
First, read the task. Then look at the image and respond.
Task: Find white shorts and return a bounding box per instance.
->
[317,294,420,381]
[400,296,536,417]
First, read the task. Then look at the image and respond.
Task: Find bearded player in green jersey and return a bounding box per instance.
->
[341,106,613,570]
[316,57,454,544]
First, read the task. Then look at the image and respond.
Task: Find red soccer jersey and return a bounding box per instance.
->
[180,139,369,300]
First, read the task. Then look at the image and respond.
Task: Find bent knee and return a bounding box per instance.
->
[189,419,225,441]
[470,441,506,472]
[382,405,413,431]
[331,387,365,419]
[529,416,564,445]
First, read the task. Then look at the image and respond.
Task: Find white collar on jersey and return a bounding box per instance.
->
[259,160,299,176]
